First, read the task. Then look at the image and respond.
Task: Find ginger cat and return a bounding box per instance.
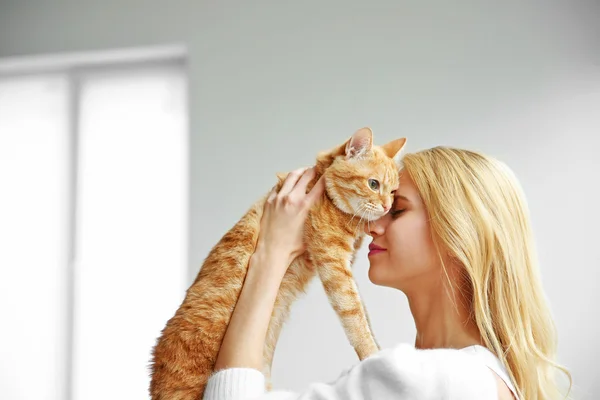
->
[149,127,406,400]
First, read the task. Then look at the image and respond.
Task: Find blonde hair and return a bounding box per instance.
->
[402,147,572,400]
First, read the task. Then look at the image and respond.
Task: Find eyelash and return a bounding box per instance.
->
[390,208,406,217]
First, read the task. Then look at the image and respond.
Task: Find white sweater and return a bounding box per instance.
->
[203,344,520,400]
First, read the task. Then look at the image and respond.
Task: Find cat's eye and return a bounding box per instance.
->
[368,178,380,191]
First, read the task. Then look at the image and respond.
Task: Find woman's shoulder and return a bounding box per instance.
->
[459,344,520,399]
[335,343,499,399]
[364,342,496,365]
[360,343,519,399]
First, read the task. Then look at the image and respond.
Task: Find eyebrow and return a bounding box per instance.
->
[395,195,411,203]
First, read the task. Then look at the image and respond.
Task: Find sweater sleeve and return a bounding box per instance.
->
[203,343,498,400]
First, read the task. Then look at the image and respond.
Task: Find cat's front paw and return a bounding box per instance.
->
[356,340,380,361]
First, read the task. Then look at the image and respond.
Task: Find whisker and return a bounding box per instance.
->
[357,207,369,237]
[347,202,363,226]
[353,206,365,237]
[346,202,366,230]
[365,203,379,231]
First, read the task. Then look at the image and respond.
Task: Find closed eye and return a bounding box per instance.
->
[390,208,406,217]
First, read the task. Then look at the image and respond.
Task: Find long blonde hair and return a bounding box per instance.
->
[402,147,572,400]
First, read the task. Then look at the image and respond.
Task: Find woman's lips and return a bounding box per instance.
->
[368,242,387,256]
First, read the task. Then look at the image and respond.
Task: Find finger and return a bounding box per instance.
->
[267,184,278,203]
[306,174,326,206]
[293,167,317,196]
[278,167,309,198]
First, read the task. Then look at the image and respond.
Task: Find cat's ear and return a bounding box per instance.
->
[345,127,373,159]
[381,138,407,168]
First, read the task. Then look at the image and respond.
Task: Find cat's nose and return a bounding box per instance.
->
[383,205,390,212]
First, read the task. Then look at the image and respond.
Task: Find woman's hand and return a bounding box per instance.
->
[212,166,325,373]
[254,166,326,270]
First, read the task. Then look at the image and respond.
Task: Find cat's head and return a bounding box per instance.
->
[318,127,406,222]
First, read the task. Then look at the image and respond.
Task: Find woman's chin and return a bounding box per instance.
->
[368,263,387,286]
[368,262,403,290]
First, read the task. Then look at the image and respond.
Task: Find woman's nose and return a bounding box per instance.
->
[364,215,386,236]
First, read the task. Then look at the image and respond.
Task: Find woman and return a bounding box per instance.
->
[203,147,572,399]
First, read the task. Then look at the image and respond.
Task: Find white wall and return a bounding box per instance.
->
[1,0,598,398]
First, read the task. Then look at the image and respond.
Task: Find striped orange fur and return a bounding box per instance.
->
[149,128,406,399]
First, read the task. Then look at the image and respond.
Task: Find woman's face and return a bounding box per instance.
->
[364,172,442,292]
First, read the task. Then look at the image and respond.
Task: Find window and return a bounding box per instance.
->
[0,73,71,400]
[0,47,189,400]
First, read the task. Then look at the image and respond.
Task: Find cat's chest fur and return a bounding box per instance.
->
[305,193,365,257]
